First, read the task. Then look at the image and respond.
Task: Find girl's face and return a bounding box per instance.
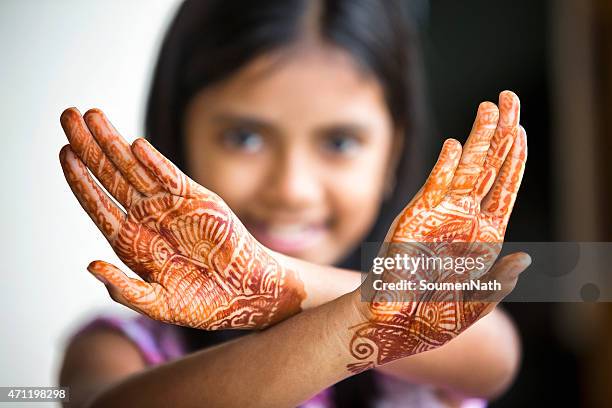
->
[184,44,398,265]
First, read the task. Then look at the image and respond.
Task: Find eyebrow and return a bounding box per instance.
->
[211,113,277,133]
[316,123,371,137]
[210,112,372,137]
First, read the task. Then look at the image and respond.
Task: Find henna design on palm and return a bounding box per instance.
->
[59,108,305,330]
[348,91,528,374]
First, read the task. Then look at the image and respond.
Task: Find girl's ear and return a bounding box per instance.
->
[384,129,404,199]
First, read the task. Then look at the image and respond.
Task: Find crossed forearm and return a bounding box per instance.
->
[89,291,363,408]
[88,289,516,408]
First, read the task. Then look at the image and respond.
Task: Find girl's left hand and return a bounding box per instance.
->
[59,108,305,330]
[346,91,529,373]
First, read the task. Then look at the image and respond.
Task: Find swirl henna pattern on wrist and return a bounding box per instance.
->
[347,91,527,374]
[59,108,305,329]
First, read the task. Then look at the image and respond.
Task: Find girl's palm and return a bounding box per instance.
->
[348,91,528,373]
[59,108,304,330]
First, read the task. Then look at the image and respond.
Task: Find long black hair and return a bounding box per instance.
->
[145,1,427,406]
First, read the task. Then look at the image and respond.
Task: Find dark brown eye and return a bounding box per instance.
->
[322,133,362,155]
[221,128,263,153]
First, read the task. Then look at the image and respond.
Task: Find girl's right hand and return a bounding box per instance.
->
[59,108,306,330]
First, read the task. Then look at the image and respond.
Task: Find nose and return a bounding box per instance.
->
[264,147,324,210]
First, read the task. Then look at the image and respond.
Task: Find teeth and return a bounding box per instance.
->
[267,224,308,238]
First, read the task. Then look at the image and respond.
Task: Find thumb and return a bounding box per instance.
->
[467,252,531,315]
[88,260,161,316]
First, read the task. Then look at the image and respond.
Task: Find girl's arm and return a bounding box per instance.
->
[70,246,527,408]
[61,248,528,408]
[83,291,362,408]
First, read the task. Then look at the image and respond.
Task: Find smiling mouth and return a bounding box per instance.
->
[247,221,328,254]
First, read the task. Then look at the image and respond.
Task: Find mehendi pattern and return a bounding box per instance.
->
[347,91,527,373]
[59,108,305,329]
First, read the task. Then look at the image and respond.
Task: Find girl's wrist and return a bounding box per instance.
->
[261,251,307,325]
[348,287,373,324]
[269,249,363,310]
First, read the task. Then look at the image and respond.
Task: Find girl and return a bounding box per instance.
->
[59,0,529,407]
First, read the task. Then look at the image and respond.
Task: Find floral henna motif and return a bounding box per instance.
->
[347,91,527,374]
[60,108,305,330]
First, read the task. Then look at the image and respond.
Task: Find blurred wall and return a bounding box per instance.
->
[0,0,180,390]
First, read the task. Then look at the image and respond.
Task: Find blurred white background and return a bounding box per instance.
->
[0,0,180,391]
